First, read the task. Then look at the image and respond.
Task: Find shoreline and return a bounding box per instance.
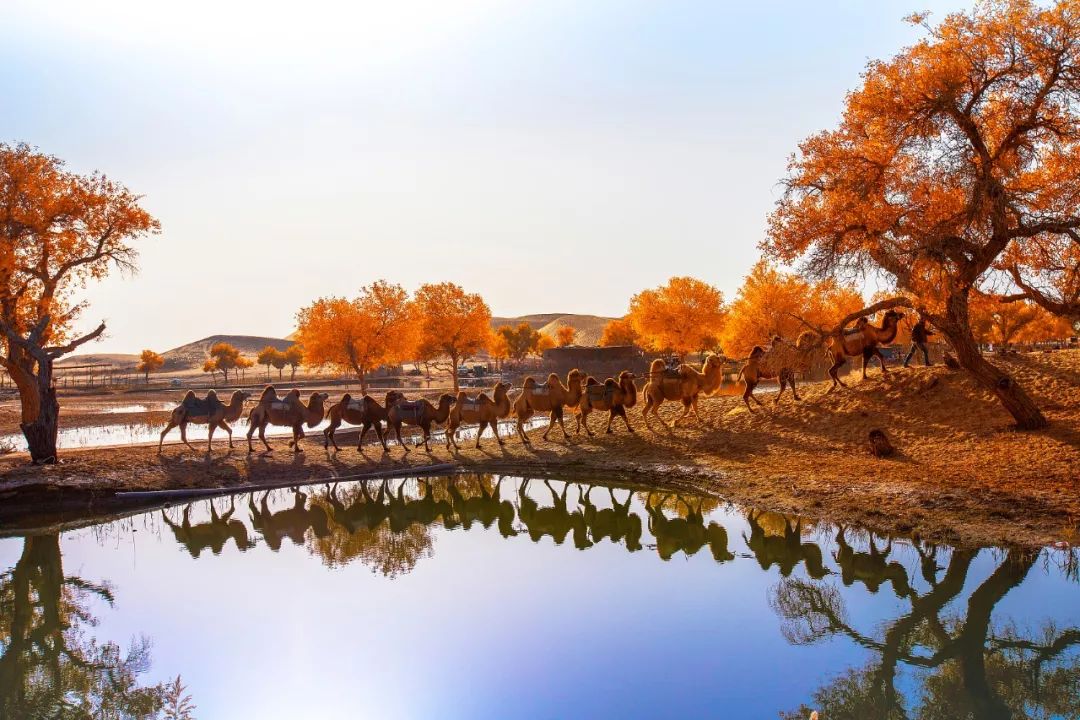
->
[2,359,1079,549]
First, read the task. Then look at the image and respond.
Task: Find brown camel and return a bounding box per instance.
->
[159,389,250,452]
[512,369,584,445]
[824,309,904,389]
[576,370,638,436]
[246,386,329,453]
[323,392,397,453]
[386,393,455,452]
[641,354,724,428]
[446,381,512,450]
[736,331,818,411]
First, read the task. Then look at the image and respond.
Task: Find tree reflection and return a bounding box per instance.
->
[0,534,169,718]
[773,545,1080,719]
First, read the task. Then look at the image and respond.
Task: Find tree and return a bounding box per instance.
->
[763,2,1080,429]
[295,280,417,393]
[599,317,639,347]
[0,143,160,462]
[235,355,253,382]
[495,323,541,362]
[535,334,556,355]
[256,345,280,380]
[722,261,865,358]
[555,325,577,347]
[627,276,726,355]
[487,328,510,370]
[207,342,240,384]
[136,349,164,384]
[271,350,287,379]
[971,293,1072,345]
[284,344,304,381]
[412,282,492,392]
[202,359,218,385]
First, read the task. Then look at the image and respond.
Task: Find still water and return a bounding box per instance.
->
[1,476,1077,719]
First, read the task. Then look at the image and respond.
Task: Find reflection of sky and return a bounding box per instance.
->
[4,479,1079,718]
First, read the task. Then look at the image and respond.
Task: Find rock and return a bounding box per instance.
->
[868,428,895,458]
[943,352,961,369]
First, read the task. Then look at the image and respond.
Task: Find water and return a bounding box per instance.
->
[1,476,1077,719]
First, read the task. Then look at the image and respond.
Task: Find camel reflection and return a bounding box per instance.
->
[833,526,911,596]
[162,498,256,559]
[445,476,517,538]
[579,486,643,552]
[249,488,331,551]
[742,509,826,578]
[518,479,591,549]
[774,544,1080,719]
[644,493,734,563]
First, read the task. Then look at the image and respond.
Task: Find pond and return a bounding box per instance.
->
[0,476,1077,719]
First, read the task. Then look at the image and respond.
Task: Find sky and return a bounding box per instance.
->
[1,0,972,354]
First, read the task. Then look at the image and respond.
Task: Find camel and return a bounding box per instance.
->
[736,331,818,411]
[576,370,638,435]
[248,489,330,551]
[517,479,591,550]
[245,386,329,453]
[742,509,828,579]
[641,354,724,428]
[578,486,643,552]
[323,392,394,453]
[445,382,512,450]
[158,389,250,452]
[512,369,584,445]
[833,526,912,596]
[645,493,734,563]
[386,393,455,452]
[824,309,904,389]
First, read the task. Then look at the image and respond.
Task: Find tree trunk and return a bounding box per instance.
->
[7,354,62,464]
[941,291,1047,430]
[290,367,296,381]
[451,352,460,394]
[278,367,283,380]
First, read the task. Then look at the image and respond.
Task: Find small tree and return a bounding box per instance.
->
[202,359,219,385]
[496,323,541,362]
[208,342,240,384]
[235,355,253,382]
[556,325,577,347]
[136,349,165,384]
[535,334,556,356]
[284,344,304,381]
[256,346,279,380]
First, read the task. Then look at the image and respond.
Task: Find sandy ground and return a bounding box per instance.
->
[1,351,1078,548]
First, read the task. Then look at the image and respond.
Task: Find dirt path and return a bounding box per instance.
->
[2,356,1079,548]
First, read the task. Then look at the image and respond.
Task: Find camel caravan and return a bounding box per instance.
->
[157,307,915,454]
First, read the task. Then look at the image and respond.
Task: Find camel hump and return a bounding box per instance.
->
[749,345,766,359]
[180,390,197,404]
[523,376,537,388]
[585,376,600,386]
[258,385,277,403]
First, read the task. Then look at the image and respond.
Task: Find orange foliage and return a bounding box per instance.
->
[535,334,556,355]
[762,1,1080,428]
[722,261,864,357]
[970,294,1073,345]
[136,349,164,382]
[208,342,241,383]
[627,276,726,355]
[412,282,491,391]
[496,323,541,361]
[295,281,416,392]
[599,318,639,347]
[555,325,577,347]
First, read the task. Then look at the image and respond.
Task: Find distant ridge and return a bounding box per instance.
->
[491,313,616,346]
[161,335,293,367]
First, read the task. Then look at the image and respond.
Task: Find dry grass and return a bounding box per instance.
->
[1,350,1079,547]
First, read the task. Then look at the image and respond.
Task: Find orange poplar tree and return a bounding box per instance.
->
[412,282,492,392]
[295,280,416,393]
[599,318,639,347]
[764,1,1080,429]
[0,143,160,462]
[555,325,577,347]
[136,349,165,384]
[722,261,864,358]
[627,276,726,355]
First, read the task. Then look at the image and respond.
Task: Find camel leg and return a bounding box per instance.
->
[158,421,177,452]
[375,423,389,453]
[555,407,570,440]
[246,417,257,453]
[861,351,870,380]
[258,421,272,452]
[292,424,304,453]
[207,422,216,452]
[516,418,530,446]
[604,409,615,434]
[789,374,801,402]
[671,400,691,428]
[420,423,432,452]
[219,420,234,449]
[358,422,371,451]
[775,377,786,405]
[324,418,339,450]
[474,421,487,449]
[618,406,634,433]
[874,348,888,375]
[828,360,847,390]
[179,422,195,451]
[691,394,707,421]
[394,422,410,453]
[541,410,556,441]
[743,381,756,412]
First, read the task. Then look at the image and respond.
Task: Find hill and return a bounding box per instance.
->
[491,313,616,346]
[160,335,294,368]
[55,353,141,369]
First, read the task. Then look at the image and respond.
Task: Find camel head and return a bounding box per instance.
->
[545,373,561,388]
[385,390,404,408]
[523,376,538,390]
[882,309,904,326]
[492,381,510,399]
[749,345,766,360]
[648,358,666,374]
[567,368,584,388]
[284,388,302,402]
[617,370,635,385]
[438,393,456,409]
[702,354,723,372]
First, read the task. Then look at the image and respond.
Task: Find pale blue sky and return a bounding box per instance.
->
[1,0,970,353]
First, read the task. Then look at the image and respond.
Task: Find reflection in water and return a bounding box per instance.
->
[0,534,179,718]
[3,476,1079,718]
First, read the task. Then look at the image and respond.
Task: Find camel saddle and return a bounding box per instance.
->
[346,399,366,412]
[269,400,293,412]
[459,398,482,412]
[395,401,423,420]
[586,384,614,403]
[662,368,682,380]
[530,385,551,397]
[182,394,223,418]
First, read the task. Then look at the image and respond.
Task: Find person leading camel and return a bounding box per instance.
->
[903,316,934,367]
